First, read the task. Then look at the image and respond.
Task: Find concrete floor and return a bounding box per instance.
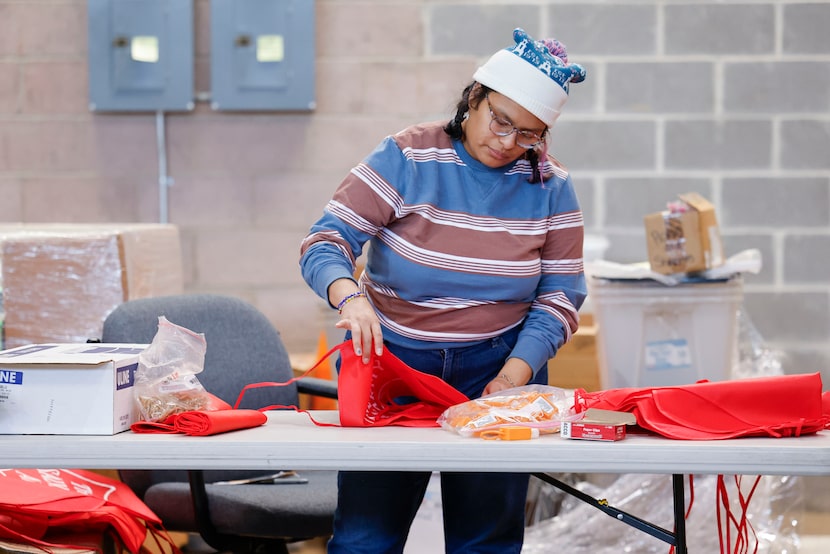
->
[800,536,830,554]
[150,533,830,554]
[286,512,830,554]
[287,535,830,554]
[176,510,830,553]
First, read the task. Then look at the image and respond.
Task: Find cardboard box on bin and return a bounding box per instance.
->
[0,343,148,435]
[589,276,743,389]
[0,224,183,349]
[644,192,724,275]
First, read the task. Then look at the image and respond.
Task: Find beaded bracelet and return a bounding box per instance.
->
[337,291,366,314]
[498,374,517,387]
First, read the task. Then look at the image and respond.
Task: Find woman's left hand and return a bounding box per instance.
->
[482,358,533,396]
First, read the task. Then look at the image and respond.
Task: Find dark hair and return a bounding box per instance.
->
[443,82,548,184]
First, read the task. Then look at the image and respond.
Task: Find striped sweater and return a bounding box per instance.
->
[300,121,586,376]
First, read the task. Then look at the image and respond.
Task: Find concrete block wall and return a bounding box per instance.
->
[1,0,829,517]
[0,0,828,384]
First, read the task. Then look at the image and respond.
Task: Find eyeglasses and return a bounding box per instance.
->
[485,96,546,149]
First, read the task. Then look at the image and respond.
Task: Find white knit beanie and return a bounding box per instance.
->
[473,28,586,128]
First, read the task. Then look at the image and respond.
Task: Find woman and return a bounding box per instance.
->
[300,28,587,554]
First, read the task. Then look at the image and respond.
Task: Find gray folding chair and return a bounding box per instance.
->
[101,293,338,554]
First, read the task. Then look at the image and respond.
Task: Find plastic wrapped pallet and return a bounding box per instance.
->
[0,224,183,349]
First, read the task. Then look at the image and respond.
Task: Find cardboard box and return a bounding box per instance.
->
[561,408,637,442]
[644,192,724,275]
[0,224,183,349]
[547,323,601,392]
[0,343,147,435]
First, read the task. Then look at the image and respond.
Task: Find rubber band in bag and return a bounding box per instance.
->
[438,384,580,438]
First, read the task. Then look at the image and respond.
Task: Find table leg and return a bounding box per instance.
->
[672,474,688,554]
[532,473,679,547]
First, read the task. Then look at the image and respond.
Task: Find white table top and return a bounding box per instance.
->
[2,411,829,476]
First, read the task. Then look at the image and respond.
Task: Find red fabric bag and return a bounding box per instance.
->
[236,341,469,428]
[335,341,469,427]
[574,372,830,440]
[130,409,268,436]
[0,468,178,553]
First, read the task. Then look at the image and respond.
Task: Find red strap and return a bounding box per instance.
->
[715,474,762,554]
[234,343,343,410]
[686,474,695,520]
[255,404,342,427]
[716,475,730,553]
[736,476,761,554]
[230,343,344,428]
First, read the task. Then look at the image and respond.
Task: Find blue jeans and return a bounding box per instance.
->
[328,328,548,554]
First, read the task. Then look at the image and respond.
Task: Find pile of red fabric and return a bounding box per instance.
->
[574,372,830,440]
[0,468,179,553]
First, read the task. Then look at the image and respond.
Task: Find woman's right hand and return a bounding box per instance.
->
[329,279,383,364]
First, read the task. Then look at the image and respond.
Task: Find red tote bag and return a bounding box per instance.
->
[574,372,830,440]
[336,341,469,427]
[236,341,469,428]
[0,468,178,553]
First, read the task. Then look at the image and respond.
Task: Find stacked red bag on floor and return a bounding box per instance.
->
[0,468,179,553]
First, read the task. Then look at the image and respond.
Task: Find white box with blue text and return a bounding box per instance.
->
[0,343,147,435]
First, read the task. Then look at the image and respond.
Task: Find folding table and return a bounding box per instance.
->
[2,411,829,553]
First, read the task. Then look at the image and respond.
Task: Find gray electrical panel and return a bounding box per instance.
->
[87,0,194,112]
[210,0,315,111]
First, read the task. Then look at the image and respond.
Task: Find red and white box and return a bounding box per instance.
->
[561,409,636,442]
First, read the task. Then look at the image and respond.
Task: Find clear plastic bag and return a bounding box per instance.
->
[134,316,212,422]
[438,385,578,438]
[522,473,804,553]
